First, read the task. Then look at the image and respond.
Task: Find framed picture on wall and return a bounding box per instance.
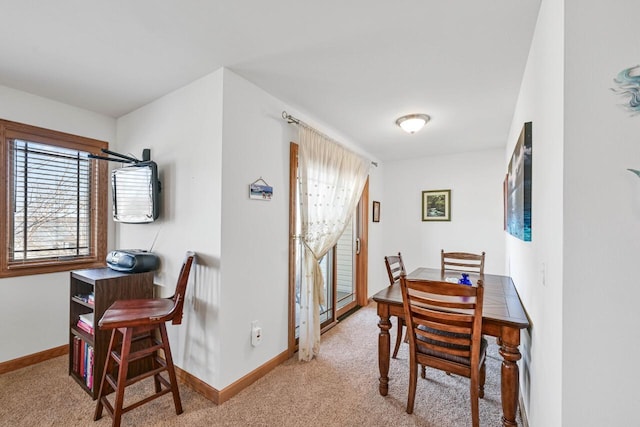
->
[249,177,273,201]
[372,201,380,222]
[503,174,508,231]
[422,189,451,221]
[505,122,532,241]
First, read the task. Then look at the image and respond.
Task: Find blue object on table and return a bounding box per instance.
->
[458,273,473,285]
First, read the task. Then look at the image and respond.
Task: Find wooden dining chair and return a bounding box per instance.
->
[399,273,487,427]
[94,251,196,427]
[441,249,485,275]
[384,252,407,358]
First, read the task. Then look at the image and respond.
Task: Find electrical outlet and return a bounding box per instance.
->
[251,321,262,347]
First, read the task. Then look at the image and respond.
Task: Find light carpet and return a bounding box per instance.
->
[0,302,522,426]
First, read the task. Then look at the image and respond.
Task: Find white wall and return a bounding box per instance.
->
[218,69,292,387]
[218,69,381,387]
[563,0,640,424]
[505,0,564,425]
[0,85,116,362]
[377,149,506,296]
[116,70,225,385]
[510,1,640,425]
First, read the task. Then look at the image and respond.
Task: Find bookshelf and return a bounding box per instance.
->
[69,268,154,399]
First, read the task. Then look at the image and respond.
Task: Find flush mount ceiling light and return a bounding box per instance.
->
[395,113,431,134]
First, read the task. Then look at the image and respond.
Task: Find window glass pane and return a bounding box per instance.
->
[10,139,92,261]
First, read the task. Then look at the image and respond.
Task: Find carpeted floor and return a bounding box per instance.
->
[0,302,521,426]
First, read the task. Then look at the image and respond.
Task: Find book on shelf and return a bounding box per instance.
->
[76,319,94,335]
[86,345,94,389]
[79,312,94,327]
[73,336,81,374]
[83,341,89,382]
[79,340,85,379]
[74,292,95,305]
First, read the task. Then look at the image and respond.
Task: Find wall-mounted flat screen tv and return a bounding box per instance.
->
[112,161,160,223]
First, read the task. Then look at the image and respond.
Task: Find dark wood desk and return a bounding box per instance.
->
[372,268,529,427]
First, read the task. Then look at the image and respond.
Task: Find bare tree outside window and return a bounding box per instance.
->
[11,140,92,261]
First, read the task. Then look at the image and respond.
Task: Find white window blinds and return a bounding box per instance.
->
[9,139,93,262]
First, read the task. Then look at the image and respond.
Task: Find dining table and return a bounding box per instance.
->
[372,267,530,427]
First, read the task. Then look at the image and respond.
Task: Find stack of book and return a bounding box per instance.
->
[73,312,95,389]
[76,312,94,335]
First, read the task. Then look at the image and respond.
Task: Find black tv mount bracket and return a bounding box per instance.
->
[88,148,151,164]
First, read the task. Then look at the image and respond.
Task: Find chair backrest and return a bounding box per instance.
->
[384,252,406,285]
[399,273,484,374]
[441,250,485,275]
[168,251,196,325]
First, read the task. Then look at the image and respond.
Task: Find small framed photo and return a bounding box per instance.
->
[249,183,273,200]
[422,190,451,221]
[372,201,380,222]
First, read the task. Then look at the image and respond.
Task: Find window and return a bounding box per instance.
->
[0,119,108,277]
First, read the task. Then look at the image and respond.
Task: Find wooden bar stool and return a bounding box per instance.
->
[94,251,196,427]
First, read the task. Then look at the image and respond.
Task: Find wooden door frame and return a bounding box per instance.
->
[287,142,369,356]
[288,143,298,356]
[356,179,369,307]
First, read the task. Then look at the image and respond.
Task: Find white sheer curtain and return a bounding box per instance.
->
[297,125,369,361]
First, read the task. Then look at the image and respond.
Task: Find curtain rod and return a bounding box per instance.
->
[282,111,378,167]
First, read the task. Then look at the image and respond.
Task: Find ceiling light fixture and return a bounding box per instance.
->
[395,113,431,134]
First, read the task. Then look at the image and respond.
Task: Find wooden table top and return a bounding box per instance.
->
[372,267,530,329]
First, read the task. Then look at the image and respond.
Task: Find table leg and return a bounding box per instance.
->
[377,304,391,396]
[498,327,522,427]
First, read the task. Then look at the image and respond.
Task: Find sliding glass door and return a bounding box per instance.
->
[315,213,357,330]
[334,215,358,317]
[288,143,368,352]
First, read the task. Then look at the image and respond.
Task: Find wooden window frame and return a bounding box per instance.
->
[0,119,108,278]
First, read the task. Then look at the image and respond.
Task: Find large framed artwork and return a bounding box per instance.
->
[506,122,532,241]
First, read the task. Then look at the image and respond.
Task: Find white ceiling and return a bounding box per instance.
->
[0,1,540,161]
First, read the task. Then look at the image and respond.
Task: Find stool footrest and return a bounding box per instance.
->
[123,386,173,415]
[98,383,173,419]
[124,363,169,388]
[105,356,168,389]
[110,342,163,365]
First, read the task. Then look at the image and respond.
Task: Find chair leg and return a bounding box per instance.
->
[406,357,418,414]
[479,361,486,399]
[112,327,133,427]
[392,317,403,358]
[158,323,183,415]
[470,373,480,427]
[94,329,118,421]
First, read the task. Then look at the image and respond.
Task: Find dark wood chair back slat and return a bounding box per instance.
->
[169,251,196,325]
[384,252,407,359]
[384,252,406,284]
[441,250,485,275]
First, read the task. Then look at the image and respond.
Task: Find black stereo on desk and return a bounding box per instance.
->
[106,250,159,273]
